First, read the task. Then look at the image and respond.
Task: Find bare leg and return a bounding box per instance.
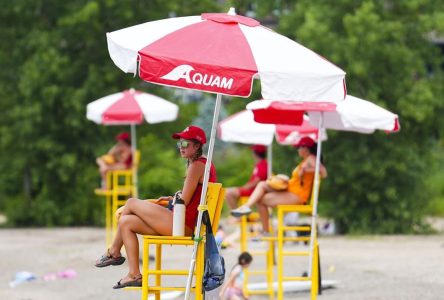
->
[257,201,270,232]
[119,214,158,280]
[225,187,240,209]
[243,181,271,208]
[108,225,124,257]
[258,192,302,231]
[122,198,174,235]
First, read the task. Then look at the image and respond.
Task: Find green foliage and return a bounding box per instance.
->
[0,0,220,226]
[0,0,443,234]
[279,0,444,233]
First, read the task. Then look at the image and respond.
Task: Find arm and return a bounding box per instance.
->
[240,176,261,191]
[301,156,328,178]
[107,144,119,156]
[180,161,205,205]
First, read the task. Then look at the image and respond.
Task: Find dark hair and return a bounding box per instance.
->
[307,143,324,163]
[121,138,131,146]
[238,251,253,266]
[254,150,266,159]
[186,139,203,167]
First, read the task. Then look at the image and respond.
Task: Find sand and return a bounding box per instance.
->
[0,227,443,300]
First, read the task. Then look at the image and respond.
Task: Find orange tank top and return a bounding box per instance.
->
[287,157,315,203]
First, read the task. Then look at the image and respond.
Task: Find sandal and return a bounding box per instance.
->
[95,249,126,268]
[113,274,142,289]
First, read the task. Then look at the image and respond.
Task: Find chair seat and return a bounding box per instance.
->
[143,235,193,241]
[94,187,132,196]
[278,204,312,214]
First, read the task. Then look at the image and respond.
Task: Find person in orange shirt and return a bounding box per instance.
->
[96,132,133,189]
[231,137,327,234]
[225,145,268,209]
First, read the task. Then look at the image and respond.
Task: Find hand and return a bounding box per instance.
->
[156,196,173,203]
[115,206,125,221]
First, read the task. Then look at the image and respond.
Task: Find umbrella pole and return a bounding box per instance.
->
[308,113,324,276]
[130,124,138,198]
[184,93,222,300]
[267,143,273,177]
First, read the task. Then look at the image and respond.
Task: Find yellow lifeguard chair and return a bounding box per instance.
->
[95,150,141,246]
[238,180,322,300]
[239,197,275,299]
[126,182,225,300]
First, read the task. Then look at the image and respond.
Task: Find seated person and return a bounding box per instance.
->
[225,145,268,209]
[94,126,217,289]
[231,137,327,235]
[96,132,132,189]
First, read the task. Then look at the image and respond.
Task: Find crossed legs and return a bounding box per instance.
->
[106,198,174,284]
[232,181,302,232]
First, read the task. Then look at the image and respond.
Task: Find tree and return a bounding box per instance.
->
[0,0,219,226]
[278,0,444,233]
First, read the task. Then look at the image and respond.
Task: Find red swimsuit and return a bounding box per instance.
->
[184,157,217,230]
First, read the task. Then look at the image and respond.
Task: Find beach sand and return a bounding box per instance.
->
[0,227,443,300]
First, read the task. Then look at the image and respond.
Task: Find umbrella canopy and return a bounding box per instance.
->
[247,95,400,133]
[87,88,178,125]
[87,88,179,197]
[106,8,347,298]
[218,110,326,146]
[107,9,346,101]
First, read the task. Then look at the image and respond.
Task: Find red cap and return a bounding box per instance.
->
[251,144,267,154]
[116,132,130,141]
[294,137,315,148]
[172,126,207,144]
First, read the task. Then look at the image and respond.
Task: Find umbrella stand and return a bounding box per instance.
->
[308,113,324,276]
[130,124,139,198]
[184,93,222,300]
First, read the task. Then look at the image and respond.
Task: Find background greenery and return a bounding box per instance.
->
[0,0,443,233]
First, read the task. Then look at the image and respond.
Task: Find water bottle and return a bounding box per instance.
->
[172,192,185,236]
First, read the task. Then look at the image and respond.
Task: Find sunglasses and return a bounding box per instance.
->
[177,140,190,149]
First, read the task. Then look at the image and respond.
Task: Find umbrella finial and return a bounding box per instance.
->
[227,7,236,15]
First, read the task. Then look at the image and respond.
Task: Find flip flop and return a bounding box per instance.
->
[95,249,126,268]
[113,274,142,289]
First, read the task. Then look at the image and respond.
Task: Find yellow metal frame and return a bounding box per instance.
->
[276,180,321,300]
[136,183,225,300]
[94,150,141,246]
[239,197,275,300]
[239,180,321,300]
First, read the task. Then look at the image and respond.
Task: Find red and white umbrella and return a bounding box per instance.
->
[106,8,346,297]
[218,109,326,146]
[247,95,400,133]
[107,8,346,102]
[87,88,179,196]
[218,109,326,177]
[247,94,400,276]
[87,88,178,126]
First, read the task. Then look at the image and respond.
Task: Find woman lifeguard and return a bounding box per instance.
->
[94,126,217,289]
[230,137,327,235]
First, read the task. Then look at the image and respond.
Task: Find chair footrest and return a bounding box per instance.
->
[282,251,310,256]
[147,270,190,275]
[283,276,311,281]
[246,289,274,295]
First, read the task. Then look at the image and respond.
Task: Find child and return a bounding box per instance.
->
[219,252,253,300]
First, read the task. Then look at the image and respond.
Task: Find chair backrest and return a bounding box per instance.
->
[202,183,225,235]
[132,150,141,170]
[306,178,321,208]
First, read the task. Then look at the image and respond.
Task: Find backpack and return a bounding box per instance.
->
[202,210,226,292]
